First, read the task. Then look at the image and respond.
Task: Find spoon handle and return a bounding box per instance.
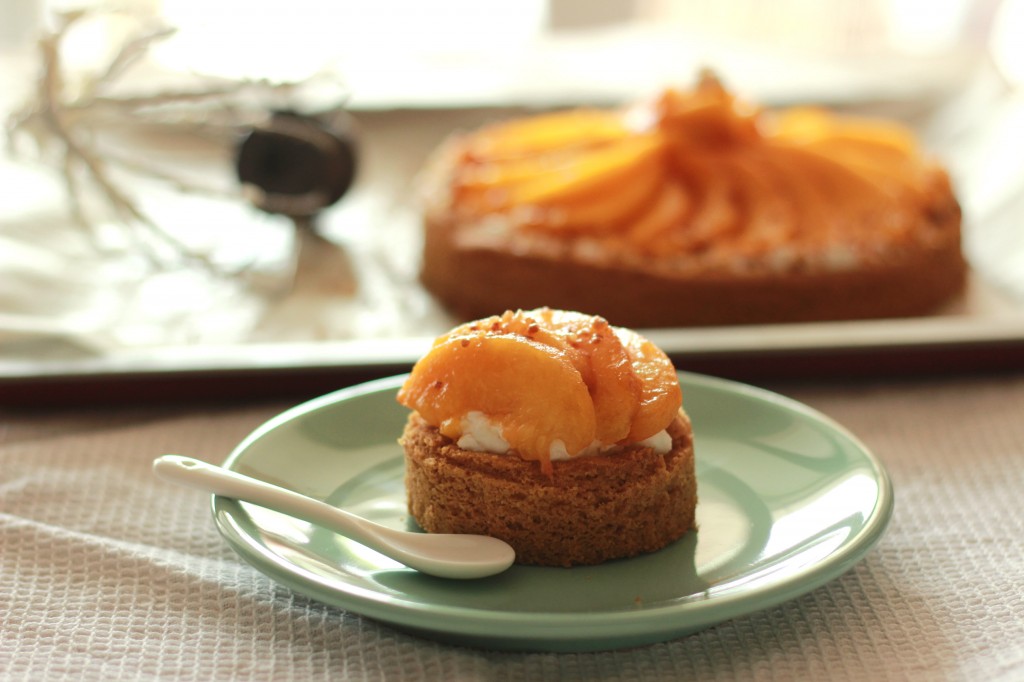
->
[152,454,381,548]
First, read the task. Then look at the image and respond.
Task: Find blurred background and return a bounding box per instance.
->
[4,0,1007,105]
[1,0,1022,382]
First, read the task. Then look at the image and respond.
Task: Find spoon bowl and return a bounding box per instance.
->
[153,454,515,579]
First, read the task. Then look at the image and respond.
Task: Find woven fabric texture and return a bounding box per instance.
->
[2,374,1023,681]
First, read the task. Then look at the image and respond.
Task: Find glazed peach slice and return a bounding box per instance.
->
[435,309,591,382]
[430,308,643,446]
[770,112,924,200]
[396,333,597,471]
[769,108,917,155]
[615,327,682,443]
[659,99,760,148]
[530,309,642,445]
[455,149,582,191]
[468,109,629,159]
[718,152,796,254]
[804,137,917,169]
[454,136,666,227]
[748,150,832,238]
[654,76,761,148]
[777,145,892,219]
[756,145,882,241]
[508,135,666,209]
[659,156,741,253]
[536,152,664,230]
[800,141,929,203]
[626,180,692,247]
[459,138,667,230]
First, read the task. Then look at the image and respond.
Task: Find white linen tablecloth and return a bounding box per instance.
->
[2,372,1024,681]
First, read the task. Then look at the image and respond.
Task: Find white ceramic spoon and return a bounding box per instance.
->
[152,455,515,579]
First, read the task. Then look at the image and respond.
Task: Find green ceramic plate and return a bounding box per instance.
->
[213,372,893,652]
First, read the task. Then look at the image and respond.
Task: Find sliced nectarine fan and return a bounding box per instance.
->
[440,75,935,255]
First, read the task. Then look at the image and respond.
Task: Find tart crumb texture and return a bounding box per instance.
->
[419,70,966,327]
[401,411,697,567]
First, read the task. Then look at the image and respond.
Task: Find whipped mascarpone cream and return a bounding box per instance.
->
[455,411,672,460]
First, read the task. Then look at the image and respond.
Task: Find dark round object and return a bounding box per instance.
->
[236,110,357,218]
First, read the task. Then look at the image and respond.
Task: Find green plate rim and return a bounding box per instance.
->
[212,371,894,648]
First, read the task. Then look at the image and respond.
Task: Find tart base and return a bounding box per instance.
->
[401,411,697,567]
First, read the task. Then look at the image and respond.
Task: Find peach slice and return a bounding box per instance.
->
[456,156,664,231]
[768,107,917,155]
[719,152,796,255]
[801,140,928,203]
[444,309,642,445]
[653,74,761,148]
[437,309,590,378]
[453,136,666,227]
[397,333,597,472]
[626,180,692,247]
[469,110,629,159]
[530,309,642,445]
[755,145,882,241]
[806,138,916,168]
[615,328,682,442]
[658,99,760,148]
[507,135,666,208]
[455,150,581,191]
[665,157,741,252]
[778,146,892,217]
[532,152,664,231]
[749,150,829,234]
